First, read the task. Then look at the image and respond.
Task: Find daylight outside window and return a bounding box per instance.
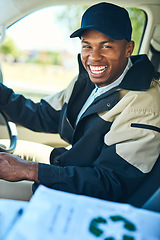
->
[0,5,146,102]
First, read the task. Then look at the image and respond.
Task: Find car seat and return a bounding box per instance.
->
[127,155,160,211]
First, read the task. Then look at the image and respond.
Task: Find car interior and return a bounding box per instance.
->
[0,0,159,213]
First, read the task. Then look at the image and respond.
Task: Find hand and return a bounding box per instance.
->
[0,152,39,182]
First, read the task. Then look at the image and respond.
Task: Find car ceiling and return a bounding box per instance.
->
[0,0,160,27]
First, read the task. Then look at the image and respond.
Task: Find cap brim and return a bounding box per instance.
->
[70,26,125,40]
[70,27,91,38]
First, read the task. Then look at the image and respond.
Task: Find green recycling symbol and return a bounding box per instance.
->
[89,215,136,240]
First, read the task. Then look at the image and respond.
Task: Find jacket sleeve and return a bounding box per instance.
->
[0,83,61,132]
[104,80,160,174]
[0,78,77,132]
[37,147,147,202]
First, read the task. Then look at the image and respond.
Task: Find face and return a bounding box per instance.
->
[81,30,134,87]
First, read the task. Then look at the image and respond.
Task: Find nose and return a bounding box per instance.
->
[89,48,102,61]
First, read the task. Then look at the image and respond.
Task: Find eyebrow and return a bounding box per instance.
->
[81,40,114,44]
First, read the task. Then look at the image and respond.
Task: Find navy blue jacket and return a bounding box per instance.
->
[0,54,160,205]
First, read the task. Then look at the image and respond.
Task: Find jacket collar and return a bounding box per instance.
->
[119,55,155,91]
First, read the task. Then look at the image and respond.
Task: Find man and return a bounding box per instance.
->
[0,2,160,205]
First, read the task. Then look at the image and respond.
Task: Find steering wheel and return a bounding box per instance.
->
[0,111,17,153]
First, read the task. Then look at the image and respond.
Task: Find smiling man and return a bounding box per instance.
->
[80,30,134,87]
[0,2,160,206]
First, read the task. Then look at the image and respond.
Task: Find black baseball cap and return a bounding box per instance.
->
[70,2,132,42]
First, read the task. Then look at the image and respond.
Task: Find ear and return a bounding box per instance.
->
[126,41,135,57]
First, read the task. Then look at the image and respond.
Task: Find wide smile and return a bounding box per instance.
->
[89,65,108,76]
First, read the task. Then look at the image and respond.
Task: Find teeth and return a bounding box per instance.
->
[90,65,107,74]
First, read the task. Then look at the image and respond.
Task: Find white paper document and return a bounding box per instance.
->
[1,185,160,240]
[0,199,28,240]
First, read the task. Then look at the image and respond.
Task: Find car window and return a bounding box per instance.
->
[0,5,146,102]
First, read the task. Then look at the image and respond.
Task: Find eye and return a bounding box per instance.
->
[102,45,112,49]
[82,45,91,49]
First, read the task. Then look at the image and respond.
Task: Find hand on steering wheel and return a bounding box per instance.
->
[0,111,17,153]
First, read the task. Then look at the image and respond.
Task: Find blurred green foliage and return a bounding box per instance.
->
[127,8,146,54]
[0,36,61,65]
[0,36,20,58]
